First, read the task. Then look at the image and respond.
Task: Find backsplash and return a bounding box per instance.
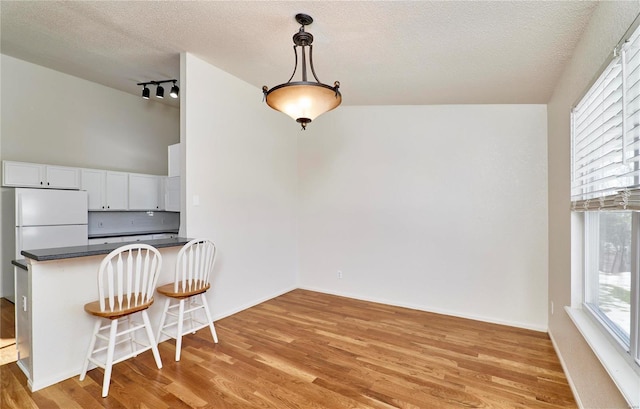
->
[88,211,179,236]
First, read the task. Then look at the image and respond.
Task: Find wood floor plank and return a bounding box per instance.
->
[0,290,576,408]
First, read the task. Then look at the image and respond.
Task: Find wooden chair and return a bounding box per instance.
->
[79,244,163,397]
[156,239,218,361]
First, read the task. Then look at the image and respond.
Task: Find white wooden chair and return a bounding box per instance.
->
[79,244,163,397]
[156,239,218,361]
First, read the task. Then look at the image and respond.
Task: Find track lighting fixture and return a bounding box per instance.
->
[137,79,179,100]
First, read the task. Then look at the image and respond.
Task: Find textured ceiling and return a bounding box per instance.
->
[0,1,599,107]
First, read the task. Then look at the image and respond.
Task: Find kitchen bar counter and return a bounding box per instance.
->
[22,237,190,261]
[15,238,191,392]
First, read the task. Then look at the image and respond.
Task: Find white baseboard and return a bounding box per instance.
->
[212,285,297,322]
[548,330,584,409]
[297,285,548,332]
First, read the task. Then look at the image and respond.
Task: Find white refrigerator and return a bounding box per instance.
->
[15,188,88,259]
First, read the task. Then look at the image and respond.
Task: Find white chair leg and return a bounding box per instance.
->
[175,299,185,361]
[201,293,218,343]
[156,298,171,344]
[141,310,162,369]
[79,319,102,381]
[102,319,119,398]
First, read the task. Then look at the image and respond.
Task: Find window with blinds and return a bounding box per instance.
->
[572,24,640,210]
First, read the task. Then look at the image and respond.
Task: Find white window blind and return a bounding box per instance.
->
[572,24,640,210]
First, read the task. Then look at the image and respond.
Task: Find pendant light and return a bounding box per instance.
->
[262,13,341,130]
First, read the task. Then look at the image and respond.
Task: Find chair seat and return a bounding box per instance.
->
[157,281,210,299]
[84,298,154,320]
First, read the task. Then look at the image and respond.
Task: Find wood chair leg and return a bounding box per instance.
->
[79,319,102,381]
[102,319,119,397]
[201,293,218,343]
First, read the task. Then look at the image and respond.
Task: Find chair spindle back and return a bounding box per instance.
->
[97,244,162,312]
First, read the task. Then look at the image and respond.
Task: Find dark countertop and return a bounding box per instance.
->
[21,237,191,262]
[12,259,28,271]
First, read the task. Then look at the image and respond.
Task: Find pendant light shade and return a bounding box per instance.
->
[156,84,164,99]
[263,13,341,130]
[264,82,341,126]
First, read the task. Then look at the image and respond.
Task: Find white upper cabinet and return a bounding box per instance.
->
[128,173,161,210]
[5,161,176,213]
[81,169,128,211]
[81,169,106,210]
[105,171,129,210]
[168,143,180,177]
[3,161,80,189]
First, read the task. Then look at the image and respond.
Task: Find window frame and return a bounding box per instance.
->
[582,211,638,371]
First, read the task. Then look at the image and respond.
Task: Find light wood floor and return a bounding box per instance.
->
[0,298,17,367]
[1,289,576,408]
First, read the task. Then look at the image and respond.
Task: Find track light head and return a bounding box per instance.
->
[156,84,164,99]
[142,86,150,99]
[170,81,179,98]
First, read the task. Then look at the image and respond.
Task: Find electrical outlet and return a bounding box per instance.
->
[337,270,343,279]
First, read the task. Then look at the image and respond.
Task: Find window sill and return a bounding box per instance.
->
[565,306,639,408]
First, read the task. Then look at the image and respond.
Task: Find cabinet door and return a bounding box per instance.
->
[168,143,180,177]
[105,171,128,210]
[164,176,180,212]
[81,169,106,210]
[45,165,80,189]
[128,174,160,210]
[2,161,45,187]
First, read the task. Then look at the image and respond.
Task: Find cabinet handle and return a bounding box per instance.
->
[107,205,110,209]
[47,182,50,186]
[40,181,43,185]
[102,206,105,209]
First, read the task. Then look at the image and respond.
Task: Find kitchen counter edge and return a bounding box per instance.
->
[21,237,192,262]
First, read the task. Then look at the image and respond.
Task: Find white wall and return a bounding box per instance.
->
[547,2,640,408]
[298,105,549,330]
[181,53,298,319]
[1,54,179,174]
